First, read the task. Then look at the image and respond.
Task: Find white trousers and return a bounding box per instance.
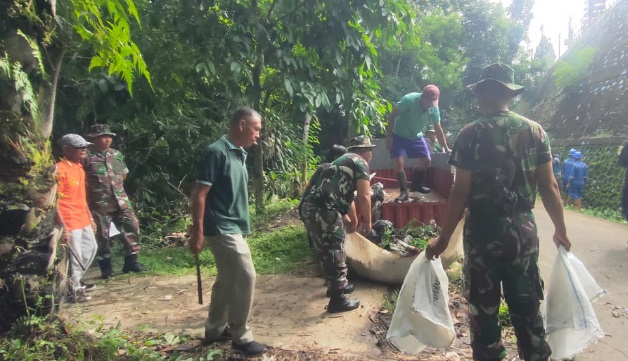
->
[69,225,98,288]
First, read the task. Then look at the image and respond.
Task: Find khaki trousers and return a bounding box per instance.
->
[204,234,256,344]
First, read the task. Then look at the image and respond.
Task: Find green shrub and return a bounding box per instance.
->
[553,47,598,89]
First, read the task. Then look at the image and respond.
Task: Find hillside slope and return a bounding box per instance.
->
[526,0,628,139]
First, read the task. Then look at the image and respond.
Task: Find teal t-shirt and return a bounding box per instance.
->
[393,92,440,140]
[197,135,250,236]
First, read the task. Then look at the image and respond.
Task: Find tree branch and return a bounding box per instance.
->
[278,0,307,22]
[39,49,65,139]
[266,0,277,19]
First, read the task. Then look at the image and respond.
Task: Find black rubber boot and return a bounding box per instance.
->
[410,168,431,193]
[98,258,115,279]
[326,283,355,297]
[122,254,146,273]
[327,292,360,313]
[395,172,410,202]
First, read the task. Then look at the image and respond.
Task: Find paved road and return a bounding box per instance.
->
[535,205,628,360]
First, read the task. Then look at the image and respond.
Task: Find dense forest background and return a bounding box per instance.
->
[53,0,553,217]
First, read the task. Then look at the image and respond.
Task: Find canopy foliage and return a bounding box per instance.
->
[51,0,542,218]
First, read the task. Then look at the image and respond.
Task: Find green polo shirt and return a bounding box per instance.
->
[393,92,440,140]
[197,135,250,236]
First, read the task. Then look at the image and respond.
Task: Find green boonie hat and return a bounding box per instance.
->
[467,63,525,96]
[86,124,116,138]
[346,135,376,150]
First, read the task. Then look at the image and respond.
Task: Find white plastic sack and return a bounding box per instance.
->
[386,252,455,355]
[109,222,120,237]
[545,246,605,359]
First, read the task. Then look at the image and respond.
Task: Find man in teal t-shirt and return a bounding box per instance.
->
[385,85,450,202]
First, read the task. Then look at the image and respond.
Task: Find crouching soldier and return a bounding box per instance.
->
[300,136,374,313]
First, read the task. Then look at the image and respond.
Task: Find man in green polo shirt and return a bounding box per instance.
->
[386,85,451,202]
[189,107,266,358]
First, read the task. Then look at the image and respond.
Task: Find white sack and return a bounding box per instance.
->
[386,252,455,355]
[545,246,604,359]
[109,222,120,237]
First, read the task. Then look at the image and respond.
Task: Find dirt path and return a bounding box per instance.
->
[65,272,396,359]
[536,205,628,360]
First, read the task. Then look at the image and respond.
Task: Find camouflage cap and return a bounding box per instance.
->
[59,134,91,148]
[346,135,376,150]
[467,63,525,96]
[86,124,116,138]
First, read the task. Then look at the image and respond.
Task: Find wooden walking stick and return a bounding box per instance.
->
[195,254,203,305]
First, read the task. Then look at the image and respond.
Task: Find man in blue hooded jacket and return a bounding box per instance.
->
[566,151,588,209]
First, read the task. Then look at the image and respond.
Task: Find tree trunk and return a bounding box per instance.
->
[0,0,65,331]
[251,0,266,215]
[300,113,312,187]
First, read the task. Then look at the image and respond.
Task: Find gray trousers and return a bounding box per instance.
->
[69,225,98,289]
[204,234,256,344]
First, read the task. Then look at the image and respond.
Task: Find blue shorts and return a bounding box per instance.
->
[390,134,430,160]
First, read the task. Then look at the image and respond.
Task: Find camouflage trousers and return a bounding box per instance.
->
[463,247,550,361]
[300,202,348,291]
[92,207,141,260]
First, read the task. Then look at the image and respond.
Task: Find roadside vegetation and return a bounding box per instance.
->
[564,204,627,224]
[0,199,313,361]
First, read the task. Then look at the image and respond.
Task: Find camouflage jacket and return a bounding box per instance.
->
[302,153,370,214]
[449,111,551,251]
[83,146,132,211]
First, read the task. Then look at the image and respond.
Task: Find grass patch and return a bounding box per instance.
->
[445,260,463,293]
[382,289,400,314]
[498,301,512,327]
[133,225,310,277]
[564,204,627,223]
[118,198,308,277]
[248,225,310,274]
[0,315,174,360]
[249,198,299,228]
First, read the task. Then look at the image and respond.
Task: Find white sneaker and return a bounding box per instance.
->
[70,289,92,303]
[79,281,96,292]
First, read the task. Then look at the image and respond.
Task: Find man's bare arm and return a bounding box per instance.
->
[355,179,372,235]
[385,107,400,150]
[426,168,471,259]
[190,183,211,254]
[537,161,571,251]
[343,202,358,233]
[433,122,451,154]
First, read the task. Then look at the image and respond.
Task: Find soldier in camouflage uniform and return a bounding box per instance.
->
[426,63,572,361]
[301,136,374,313]
[84,124,145,278]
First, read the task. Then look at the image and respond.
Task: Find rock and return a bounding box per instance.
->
[444,351,460,361]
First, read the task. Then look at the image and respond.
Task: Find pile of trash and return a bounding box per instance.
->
[369,182,441,257]
[367,219,441,257]
[371,182,386,221]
